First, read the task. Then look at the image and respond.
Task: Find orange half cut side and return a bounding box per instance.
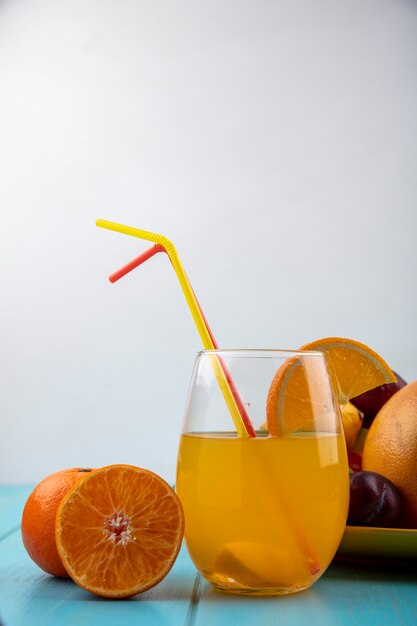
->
[55,464,184,598]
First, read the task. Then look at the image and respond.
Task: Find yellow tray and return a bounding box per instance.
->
[337,525,417,560]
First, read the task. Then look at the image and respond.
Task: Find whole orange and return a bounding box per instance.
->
[21,468,92,577]
[362,380,417,528]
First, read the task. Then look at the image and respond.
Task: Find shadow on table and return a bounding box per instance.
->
[21,569,194,603]
[330,557,417,584]
[198,558,417,605]
[6,571,195,626]
[197,574,417,626]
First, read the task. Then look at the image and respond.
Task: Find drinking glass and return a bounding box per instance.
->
[176,349,349,596]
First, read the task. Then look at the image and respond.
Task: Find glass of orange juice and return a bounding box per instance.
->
[176,349,349,596]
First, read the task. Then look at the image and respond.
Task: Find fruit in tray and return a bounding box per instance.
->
[347,471,403,528]
[347,451,363,473]
[350,372,407,428]
[362,380,417,528]
[340,402,363,450]
[264,336,415,529]
[276,336,415,530]
[343,372,417,530]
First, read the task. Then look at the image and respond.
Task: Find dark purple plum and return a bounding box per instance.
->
[348,471,403,528]
[350,372,406,428]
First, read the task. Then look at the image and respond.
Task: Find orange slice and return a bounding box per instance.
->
[300,337,397,402]
[213,541,304,589]
[55,464,184,598]
[267,337,396,437]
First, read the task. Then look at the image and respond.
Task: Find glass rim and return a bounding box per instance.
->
[197,348,324,358]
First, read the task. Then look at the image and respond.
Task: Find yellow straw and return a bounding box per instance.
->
[96,218,322,574]
[96,218,250,437]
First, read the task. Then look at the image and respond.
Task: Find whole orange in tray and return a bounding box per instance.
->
[21,467,93,577]
[55,464,184,598]
[362,381,417,528]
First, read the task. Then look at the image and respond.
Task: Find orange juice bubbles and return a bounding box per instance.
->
[177,431,348,595]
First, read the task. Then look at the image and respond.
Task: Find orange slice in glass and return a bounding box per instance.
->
[267,337,396,437]
[55,464,184,598]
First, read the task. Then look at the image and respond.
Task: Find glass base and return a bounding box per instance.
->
[208,573,313,596]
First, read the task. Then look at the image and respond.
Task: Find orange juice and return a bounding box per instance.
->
[176,431,349,594]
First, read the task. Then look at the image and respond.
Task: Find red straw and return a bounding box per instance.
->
[105,241,322,574]
[109,244,165,283]
[108,245,257,438]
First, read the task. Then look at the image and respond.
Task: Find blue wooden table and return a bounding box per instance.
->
[1,486,416,626]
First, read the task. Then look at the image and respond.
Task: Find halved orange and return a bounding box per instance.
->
[267,337,396,437]
[55,464,184,598]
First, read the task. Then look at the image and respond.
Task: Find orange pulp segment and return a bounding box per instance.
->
[55,464,184,598]
[267,337,396,437]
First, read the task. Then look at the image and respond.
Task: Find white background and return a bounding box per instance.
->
[1,0,416,485]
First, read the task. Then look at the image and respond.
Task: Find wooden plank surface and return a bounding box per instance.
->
[0,486,197,626]
[192,560,417,626]
[1,486,417,626]
[0,531,197,626]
